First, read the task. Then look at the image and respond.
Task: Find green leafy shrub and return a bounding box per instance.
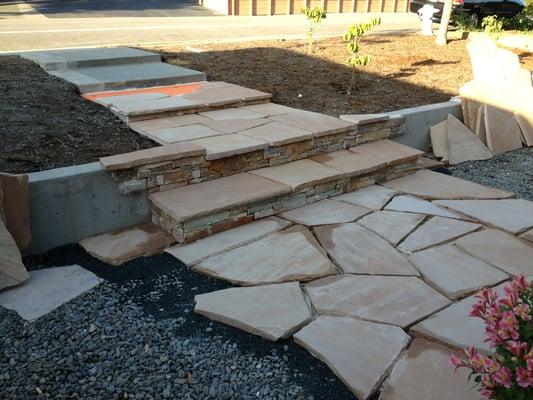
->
[453,7,480,31]
[301,6,327,54]
[343,18,381,93]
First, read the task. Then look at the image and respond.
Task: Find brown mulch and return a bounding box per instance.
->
[154,33,533,116]
[0,56,155,174]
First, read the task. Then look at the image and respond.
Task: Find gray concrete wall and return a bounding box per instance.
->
[26,162,150,255]
[388,100,462,151]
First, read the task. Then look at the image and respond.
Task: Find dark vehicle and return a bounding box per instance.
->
[409,0,525,25]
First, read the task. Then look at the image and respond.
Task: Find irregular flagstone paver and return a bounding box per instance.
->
[242,103,295,116]
[385,195,462,220]
[484,104,523,154]
[409,244,508,299]
[0,219,29,290]
[521,228,533,243]
[199,107,267,120]
[455,229,533,277]
[434,199,533,234]
[516,113,533,146]
[339,113,389,124]
[239,121,313,146]
[191,134,267,160]
[183,82,272,106]
[149,173,290,222]
[193,225,336,286]
[350,139,424,165]
[311,150,385,177]
[79,223,175,266]
[278,199,370,226]
[165,217,291,266]
[0,265,102,321]
[430,120,450,162]
[129,113,211,132]
[141,124,223,145]
[294,316,411,400]
[410,293,492,353]
[0,173,31,250]
[306,275,450,327]
[334,185,397,210]
[250,159,343,191]
[203,118,270,134]
[314,223,419,276]
[380,338,483,400]
[446,114,493,165]
[398,217,481,253]
[194,282,311,341]
[381,169,514,200]
[357,210,425,245]
[270,110,355,136]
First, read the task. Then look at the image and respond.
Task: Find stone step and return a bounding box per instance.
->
[85,82,270,121]
[21,47,162,71]
[100,103,405,194]
[149,140,424,243]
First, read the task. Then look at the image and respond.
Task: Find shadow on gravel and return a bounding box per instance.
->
[25,246,358,399]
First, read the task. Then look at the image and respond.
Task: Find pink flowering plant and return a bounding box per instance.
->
[449,276,533,400]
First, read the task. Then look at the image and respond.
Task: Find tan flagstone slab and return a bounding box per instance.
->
[194,282,311,341]
[242,103,295,116]
[112,95,202,117]
[191,134,267,160]
[249,159,343,191]
[294,316,410,400]
[182,82,272,106]
[521,228,533,243]
[193,225,336,286]
[339,113,389,125]
[278,200,370,226]
[203,118,270,134]
[434,199,533,234]
[358,211,425,245]
[350,140,424,165]
[0,173,31,250]
[314,223,419,276]
[484,104,523,154]
[398,217,481,253]
[0,219,29,291]
[79,223,175,266]
[334,185,397,210]
[455,229,533,277]
[141,124,223,144]
[199,107,267,120]
[306,275,451,328]
[381,169,514,200]
[166,217,291,266]
[129,114,211,132]
[270,110,355,136]
[430,120,449,162]
[311,150,385,177]
[385,195,463,219]
[416,157,444,170]
[239,121,313,146]
[380,338,483,400]
[516,113,533,146]
[409,244,508,299]
[149,173,291,222]
[446,114,492,165]
[410,293,492,353]
[100,141,205,171]
[475,104,487,144]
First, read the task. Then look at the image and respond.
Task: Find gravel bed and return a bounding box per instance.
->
[1,248,355,400]
[448,147,533,201]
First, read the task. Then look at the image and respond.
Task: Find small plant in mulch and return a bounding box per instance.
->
[301,6,327,54]
[450,276,533,400]
[343,18,381,94]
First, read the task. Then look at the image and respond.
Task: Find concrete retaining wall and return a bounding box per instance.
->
[388,100,462,151]
[26,162,150,255]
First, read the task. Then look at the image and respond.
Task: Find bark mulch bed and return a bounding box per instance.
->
[153,33,533,116]
[0,56,155,174]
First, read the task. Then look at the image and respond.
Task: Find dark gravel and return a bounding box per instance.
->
[0,56,155,174]
[448,147,533,201]
[1,247,356,400]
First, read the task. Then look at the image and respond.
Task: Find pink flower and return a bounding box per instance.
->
[493,366,513,388]
[449,354,466,371]
[506,341,529,358]
[513,303,532,322]
[527,358,533,372]
[516,367,533,388]
[497,311,520,341]
[480,387,495,399]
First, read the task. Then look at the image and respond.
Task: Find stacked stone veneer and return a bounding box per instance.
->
[105,116,405,195]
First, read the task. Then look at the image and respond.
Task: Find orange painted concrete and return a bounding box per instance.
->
[82,82,205,101]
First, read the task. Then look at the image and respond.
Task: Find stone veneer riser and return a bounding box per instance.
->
[112,117,405,195]
[115,98,271,123]
[151,159,418,244]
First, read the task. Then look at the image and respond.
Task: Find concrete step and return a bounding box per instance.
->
[85,82,270,121]
[100,103,406,195]
[149,140,424,243]
[21,47,162,71]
